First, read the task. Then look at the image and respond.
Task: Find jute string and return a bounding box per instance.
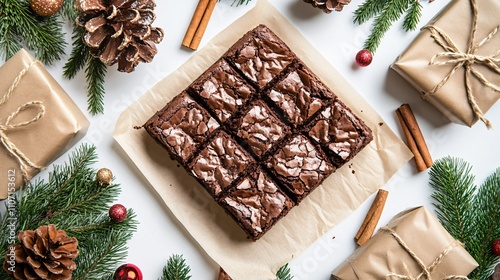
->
[0,59,45,184]
[382,227,469,280]
[421,0,500,129]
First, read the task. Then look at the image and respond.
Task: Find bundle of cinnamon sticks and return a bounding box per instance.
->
[182,0,218,50]
[396,104,433,172]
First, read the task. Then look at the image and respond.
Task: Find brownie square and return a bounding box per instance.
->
[190,59,254,123]
[219,168,294,240]
[232,100,290,158]
[225,24,295,89]
[266,134,334,202]
[144,92,220,165]
[189,130,254,198]
[267,65,334,127]
[307,101,373,167]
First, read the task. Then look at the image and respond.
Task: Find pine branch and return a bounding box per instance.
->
[61,0,78,22]
[161,254,192,280]
[468,169,500,280]
[85,54,107,115]
[354,0,431,53]
[276,263,293,280]
[353,0,385,25]
[0,0,65,64]
[363,0,411,53]
[429,157,500,279]
[429,157,476,245]
[0,144,138,279]
[403,0,422,31]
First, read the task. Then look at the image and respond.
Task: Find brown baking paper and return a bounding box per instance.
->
[113,1,412,279]
[332,206,478,279]
[392,0,500,128]
[0,49,89,200]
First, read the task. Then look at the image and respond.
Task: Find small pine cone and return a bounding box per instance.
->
[76,0,164,73]
[303,0,352,13]
[3,224,79,280]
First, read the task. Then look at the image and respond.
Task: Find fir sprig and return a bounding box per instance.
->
[276,263,293,280]
[353,0,432,53]
[429,157,500,279]
[161,255,192,280]
[0,0,66,64]
[0,144,138,279]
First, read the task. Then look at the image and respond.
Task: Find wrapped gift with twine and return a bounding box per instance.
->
[332,207,478,279]
[0,49,89,200]
[392,0,500,129]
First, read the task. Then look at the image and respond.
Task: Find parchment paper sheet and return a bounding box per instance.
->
[0,49,89,199]
[113,1,412,279]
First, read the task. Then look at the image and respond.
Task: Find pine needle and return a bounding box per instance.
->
[403,0,422,31]
[353,0,385,25]
[429,157,500,279]
[161,254,192,280]
[276,263,293,280]
[85,55,107,115]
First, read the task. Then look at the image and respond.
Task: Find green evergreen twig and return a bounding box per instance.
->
[429,157,500,280]
[0,144,138,279]
[0,0,65,64]
[161,254,192,280]
[353,0,433,53]
[276,263,293,280]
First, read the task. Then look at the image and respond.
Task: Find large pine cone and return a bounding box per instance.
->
[76,0,164,73]
[3,224,79,280]
[303,0,351,13]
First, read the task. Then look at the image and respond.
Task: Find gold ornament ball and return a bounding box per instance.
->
[96,168,113,186]
[30,0,63,17]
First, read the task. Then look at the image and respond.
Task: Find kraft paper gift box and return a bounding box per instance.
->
[332,206,478,279]
[0,49,89,200]
[392,0,500,128]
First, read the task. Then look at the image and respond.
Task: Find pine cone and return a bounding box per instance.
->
[76,0,164,73]
[3,224,79,280]
[302,0,351,13]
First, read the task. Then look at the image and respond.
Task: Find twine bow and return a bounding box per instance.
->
[421,0,500,129]
[0,60,45,184]
[383,227,469,280]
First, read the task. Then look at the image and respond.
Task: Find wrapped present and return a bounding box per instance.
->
[392,0,500,128]
[0,49,89,200]
[332,207,478,279]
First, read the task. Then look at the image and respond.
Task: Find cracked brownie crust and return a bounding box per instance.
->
[144,24,372,240]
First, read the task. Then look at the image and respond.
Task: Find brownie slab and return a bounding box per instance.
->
[225,24,295,89]
[190,59,254,123]
[144,92,220,165]
[232,100,290,158]
[189,130,254,198]
[267,65,334,127]
[266,134,334,203]
[219,168,294,240]
[307,101,373,167]
[144,24,373,240]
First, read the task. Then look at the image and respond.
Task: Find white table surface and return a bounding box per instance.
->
[5,0,500,279]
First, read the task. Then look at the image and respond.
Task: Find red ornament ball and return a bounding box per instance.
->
[109,204,127,222]
[114,263,143,280]
[493,238,500,256]
[355,49,373,67]
[30,0,63,17]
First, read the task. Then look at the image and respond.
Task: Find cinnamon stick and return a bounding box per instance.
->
[396,104,433,171]
[396,109,427,172]
[182,0,210,48]
[182,0,217,50]
[355,189,389,246]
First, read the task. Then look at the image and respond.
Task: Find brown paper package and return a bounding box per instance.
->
[391,0,500,127]
[0,49,89,200]
[332,206,478,279]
